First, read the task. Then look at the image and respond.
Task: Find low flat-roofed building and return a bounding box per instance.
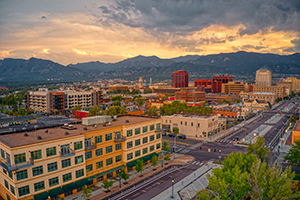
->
[175,90,206,102]
[249,92,277,104]
[292,121,300,144]
[276,82,292,95]
[244,99,269,111]
[152,87,181,95]
[0,115,37,126]
[253,85,286,98]
[205,93,239,103]
[221,82,247,94]
[211,105,252,120]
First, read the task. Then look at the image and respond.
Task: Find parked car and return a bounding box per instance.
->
[178,134,186,139]
[233,137,239,141]
[168,133,176,137]
[162,132,167,136]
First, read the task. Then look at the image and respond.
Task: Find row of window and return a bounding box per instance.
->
[85,143,121,160]
[126,123,160,137]
[86,155,122,173]
[127,143,161,161]
[126,133,161,149]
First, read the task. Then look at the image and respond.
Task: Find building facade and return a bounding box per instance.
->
[292,121,300,144]
[171,71,189,88]
[212,75,233,83]
[284,77,300,92]
[221,82,247,94]
[194,79,222,93]
[205,93,239,103]
[255,68,271,86]
[253,86,286,98]
[211,106,252,120]
[175,90,206,102]
[249,92,277,104]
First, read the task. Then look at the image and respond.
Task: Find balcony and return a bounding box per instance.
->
[85,142,97,150]
[0,159,34,172]
[114,135,126,142]
[60,150,76,158]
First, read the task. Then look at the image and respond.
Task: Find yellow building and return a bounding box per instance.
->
[255,68,271,86]
[284,77,300,92]
[253,85,286,98]
[292,121,300,144]
[221,82,247,94]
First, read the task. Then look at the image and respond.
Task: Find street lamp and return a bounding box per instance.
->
[219,150,221,163]
[119,169,121,188]
[171,179,174,198]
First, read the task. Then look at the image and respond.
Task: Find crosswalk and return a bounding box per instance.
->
[190,161,203,166]
[175,148,190,154]
[190,141,207,149]
[216,139,235,144]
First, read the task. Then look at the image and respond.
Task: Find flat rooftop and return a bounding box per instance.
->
[252,92,276,95]
[0,116,157,148]
[164,114,216,119]
[294,121,300,131]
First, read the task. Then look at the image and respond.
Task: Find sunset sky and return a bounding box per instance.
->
[0,0,299,65]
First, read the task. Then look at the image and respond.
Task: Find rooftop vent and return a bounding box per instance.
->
[45,129,48,133]
[113,118,117,121]
[103,123,106,127]
[69,125,73,128]
[24,132,28,136]
[65,131,69,135]
[108,122,111,126]
[125,120,129,123]
[83,127,87,130]
[37,135,42,140]
[64,123,68,126]
[94,124,97,128]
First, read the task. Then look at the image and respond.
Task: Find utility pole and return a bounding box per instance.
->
[171,179,174,198]
[219,149,221,163]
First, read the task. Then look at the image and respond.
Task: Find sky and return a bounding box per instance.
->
[0,0,299,65]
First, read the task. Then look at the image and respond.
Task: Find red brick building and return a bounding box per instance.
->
[172,71,189,88]
[175,90,206,102]
[74,110,89,119]
[212,75,233,83]
[194,79,222,93]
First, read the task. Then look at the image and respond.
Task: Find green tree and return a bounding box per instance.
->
[82,185,92,200]
[120,169,129,184]
[103,180,114,192]
[247,136,270,163]
[112,100,121,107]
[284,140,300,168]
[145,106,159,117]
[151,155,158,169]
[88,106,101,116]
[236,98,241,103]
[290,113,299,123]
[111,95,122,102]
[162,141,170,151]
[72,105,82,114]
[164,153,171,161]
[135,159,144,176]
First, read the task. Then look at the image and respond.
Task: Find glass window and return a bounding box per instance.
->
[34,181,45,192]
[135,150,141,157]
[86,164,93,172]
[150,124,155,131]
[74,141,83,150]
[47,162,58,172]
[115,143,121,151]
[14,153,26,164]
[75,155,83,164]
[115,155,122,163]
[143,137,148,144]
[135,139,140,146]
[76,169,84,178]
[185,122,187,125]
[3,168,6,175]
[191,122,193,126]
[156,133,161,139]
[10,185,15,195]
[127,141,133,149]
[4,179,8,189]
[63,173,72,182]
[150,145,155,152]
[32,166,43,176]
[143,147,148,155]
[106,146,113,154]
[156,143,161,149]
[95,148,103,157]
[8,172,12,180]
[135,128,141,135]
[49,177,59,187]
[106,158,113,166]
[31,150,42,160]
[18,185,30,196]
[127,153,133,160]
[96,161,103,169]
[95,135,102,144]
[127,130,133,137]
[156,123,161,130]
[85,151,92,160]
[150,135,155,141]
[16,169,28,181]
[1,149,5,158]
[46,147,56,157]
[61,159,71,168]
[142,126,148,133]
[105,133,112,141]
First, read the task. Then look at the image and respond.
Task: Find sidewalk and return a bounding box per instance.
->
[66,154,194,200]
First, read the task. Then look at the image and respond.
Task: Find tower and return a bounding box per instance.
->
[139,77,143,88]
[171,71,189,88]
[255,68,271,86]
[150,78,152,86]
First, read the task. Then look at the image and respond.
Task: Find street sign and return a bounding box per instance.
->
[280,138,284,140]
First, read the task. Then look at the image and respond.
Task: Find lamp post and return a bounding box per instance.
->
[119,169,121,188]
[161,154,164,167]
[219,150,221,163]
[171,179,174,198]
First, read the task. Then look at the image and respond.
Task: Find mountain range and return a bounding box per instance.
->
[0,51,299,82]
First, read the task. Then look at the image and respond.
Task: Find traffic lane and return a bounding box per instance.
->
[162,136,199,146]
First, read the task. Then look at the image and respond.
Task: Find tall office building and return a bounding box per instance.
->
[212,75,233,84]
[171,71,189,88]
[194,79,222,93]
[255,68,271,86]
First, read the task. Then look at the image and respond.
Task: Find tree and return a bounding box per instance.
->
[162,141,170,151]
[145,106,159,117]
[103,180,114,192]
[247,136,270,163]
[82,185,92,200]
[135,159,144,176]
[88,106,101,116]
[290,113,299,123]
[151,155,158,169]
[120,169,129,184]
[236,98,241,103]
[284,140,300,168]
[164,153,171,161]
[72,105,82,114]
[111,95,122,102]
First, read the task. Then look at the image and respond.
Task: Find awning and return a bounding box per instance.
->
[48,187,64,197]
[88,165,125,181]
[126,160,136,168]
[75,178,89,188]
[62,182,77,192]
[34,191,49,200]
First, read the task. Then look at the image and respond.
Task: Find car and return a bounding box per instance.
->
[162,132,167,136]
[233,137,239,141]
[168,133,176,137]
[178,134,186,139]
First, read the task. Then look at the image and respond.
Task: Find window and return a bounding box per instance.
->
[48,162,58,172]
[49,177,59,187]
[76,169,84,178]
[105,133,112,141]
[34,181,45,192]
[143,148,148,155]
[185,122,187,125]
[156,133,161,139]
[127,130,133,137]
[3,168,6,175]
[156,143,161,149]
[63,173,72,182]
[127,141,133,149]
[95,148,103,157]
[96,161,103,169]
[150,124,155,131]
[86,164,93,172]
[1,149,5,158]
[191,122,193,126]
[127,153,133,160]
[170,120,171,123]
[150,135,155,141]
[16,170,28,181]
[156,123,161,130]
[32,166,43,176]
[106,146,113,154]
[115,155,122,163]
[65,191,73,197]
[150,145,155,152]
[106,158,113,166]
[93,136,102,145]
[31,150,42,160]
[75,155,83,164]
[115,143,121,151]
[14,153,26,164]
[62,159,71,168]
[135,128,141,135]
[198,123,200,127]
[46,147,56,157]
[135,139,141,146]
[165,120,167,123]
[143,137,148,144]
[6,194,10,200]
[4,179,8,189]
[135,150,141,157]
[142,126,148,133]
[181,121,183,125]
[18,185,30,196]
[85,151,92,160]
[10,185,15,195]
[74,141,83,150]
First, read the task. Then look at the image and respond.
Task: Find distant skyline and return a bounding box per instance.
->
[0,0,299,65]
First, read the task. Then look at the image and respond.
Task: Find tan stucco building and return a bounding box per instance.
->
[249,92,278,104]
[255,68,271,86]
[221,82,247,94]
[253,85,286,98]
[292,121,300,144]
[284,77,300,92]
